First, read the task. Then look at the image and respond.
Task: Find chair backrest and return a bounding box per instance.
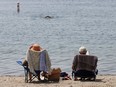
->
[27,50,40,74]
[27,49,51,74]
[76,55,98,71]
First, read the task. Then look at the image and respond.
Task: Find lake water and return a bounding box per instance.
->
[0,0,116,76]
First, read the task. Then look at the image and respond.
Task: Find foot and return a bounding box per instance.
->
[74,78,78,81]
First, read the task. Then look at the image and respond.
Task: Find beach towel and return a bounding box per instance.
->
[40,50,47,72]
[26,49,51,75]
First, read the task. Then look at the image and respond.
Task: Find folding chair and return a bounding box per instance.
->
[17,60,42,83]
[72,55,98,81]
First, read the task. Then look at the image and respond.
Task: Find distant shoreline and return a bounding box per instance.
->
[0,75,116,87]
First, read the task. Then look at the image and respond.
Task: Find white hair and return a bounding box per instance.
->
[79,46,87,54]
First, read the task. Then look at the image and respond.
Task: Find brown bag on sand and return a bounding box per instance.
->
[48,68,61,81]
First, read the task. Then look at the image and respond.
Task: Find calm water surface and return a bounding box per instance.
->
[0,0,116,75]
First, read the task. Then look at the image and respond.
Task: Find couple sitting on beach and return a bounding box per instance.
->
[23,43,98,81]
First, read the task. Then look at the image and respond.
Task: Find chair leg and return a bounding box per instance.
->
[38,73,41,81]
[93,76,96,81]
[24,68,29,83]
[25,72,28,83]
[29,72,32,82]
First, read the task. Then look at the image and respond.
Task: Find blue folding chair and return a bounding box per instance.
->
[17,60,41,83]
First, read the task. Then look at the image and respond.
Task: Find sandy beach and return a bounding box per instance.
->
[0,75,116,87]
